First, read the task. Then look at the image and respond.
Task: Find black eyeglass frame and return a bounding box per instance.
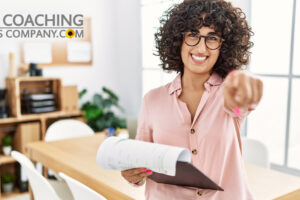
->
[182,32,225,50]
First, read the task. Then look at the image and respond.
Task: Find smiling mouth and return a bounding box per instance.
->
[190,54,208,64]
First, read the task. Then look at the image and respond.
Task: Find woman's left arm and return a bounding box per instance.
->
[223,70,263,113]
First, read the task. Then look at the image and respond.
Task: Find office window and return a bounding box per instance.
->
[250,0,293,75]
[288,1,300,169]
[293,0,300,75]
[288,79,300,169]
[247,77,288,165]
[247,0,300,175]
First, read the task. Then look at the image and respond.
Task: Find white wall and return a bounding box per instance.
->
[230,0,251,20]
[115,0,143,117]
[0,0,143,117]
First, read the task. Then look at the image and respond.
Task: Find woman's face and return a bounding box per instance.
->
[181,26,221,75]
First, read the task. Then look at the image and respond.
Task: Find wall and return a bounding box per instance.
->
[0,0,143,117]
[231,0,251,20]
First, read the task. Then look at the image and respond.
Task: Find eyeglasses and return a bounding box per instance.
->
[183,32,224,50]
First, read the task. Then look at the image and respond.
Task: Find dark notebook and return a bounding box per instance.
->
[148,161,224,191]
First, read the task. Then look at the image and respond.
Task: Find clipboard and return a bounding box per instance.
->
[148,161,224,191]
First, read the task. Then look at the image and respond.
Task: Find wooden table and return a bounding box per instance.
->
[246,164,300,200]
[26,134,300,200]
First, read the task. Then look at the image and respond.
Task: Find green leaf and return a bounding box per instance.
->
[95,117,111,131]
[80,101,91,110]
[87,120,97,132]
[2,136,12,146]
[103,99,113,111]
[79,86,126,132]
[118,119,127,128]
[93,94,104,109]
[102,87,119,102]
[84,105,103,121]
[104,111,115,119]
[112,118,127,129]
[115,104,125,112]
[1,173,13,184]
[79,89,87,99]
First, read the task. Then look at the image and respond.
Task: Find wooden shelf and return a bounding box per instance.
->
[0,155,16,165]
[1,76,83,198]
[0,110,83,125]
[7,76,60,82]
[2,188,29,199]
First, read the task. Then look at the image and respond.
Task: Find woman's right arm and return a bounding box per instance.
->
[121,93,154,185]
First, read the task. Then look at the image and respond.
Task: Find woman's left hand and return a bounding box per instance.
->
[223,70,263,111]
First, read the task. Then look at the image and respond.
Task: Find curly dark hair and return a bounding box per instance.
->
[154,0,254,78]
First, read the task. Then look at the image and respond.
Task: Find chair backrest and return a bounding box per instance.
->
[45,119,94,142]
[59,172,107,200]
[241,137,270,168]
[126,117,137,139]
[11,151,60,200]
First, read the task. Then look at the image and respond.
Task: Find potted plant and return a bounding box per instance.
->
[2,136,12,155]
[80,87,126,132]
[1,173,14,193]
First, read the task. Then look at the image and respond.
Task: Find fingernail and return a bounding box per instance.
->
[147,170,152,175]
[142,168,147,172]
[233,107,240,115]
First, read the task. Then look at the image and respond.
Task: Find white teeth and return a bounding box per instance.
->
[192,55,207,61]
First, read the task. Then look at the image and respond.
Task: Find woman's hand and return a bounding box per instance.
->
[223,70,263,112]
[121,168,152,184]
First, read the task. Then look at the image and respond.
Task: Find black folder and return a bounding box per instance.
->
[148,161,224,191]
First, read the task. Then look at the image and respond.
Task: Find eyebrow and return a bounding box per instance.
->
[188,31,220,36]
[207,32,218,36]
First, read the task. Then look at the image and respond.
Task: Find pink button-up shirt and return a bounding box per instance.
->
[136,72,255,200]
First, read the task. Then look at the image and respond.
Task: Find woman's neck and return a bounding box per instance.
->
[181,70,211,91]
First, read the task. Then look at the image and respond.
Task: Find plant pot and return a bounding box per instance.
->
[2,146,12,155]
[2,182,13,193]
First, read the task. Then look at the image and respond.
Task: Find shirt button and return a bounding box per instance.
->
[197,190,203,196]
[192,149,197,155]
[190,129,195,134]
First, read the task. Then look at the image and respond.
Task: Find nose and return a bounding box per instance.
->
[195,37,207,52]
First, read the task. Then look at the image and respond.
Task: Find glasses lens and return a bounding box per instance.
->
[205,36,222,49]
[184,32,199,46]
[184,32,222,49]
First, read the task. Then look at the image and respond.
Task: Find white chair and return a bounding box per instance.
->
[45,119,94,142]
[126,117,137,139]
[44,119,94,179]
[59,172,107,200]
[11,151,73,200]
[241,136,270,168]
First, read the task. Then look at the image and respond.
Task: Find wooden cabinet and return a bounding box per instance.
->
[0,77,83,199]
[61,86,79,112]
[14,122,40,153]
[6,77,62,117]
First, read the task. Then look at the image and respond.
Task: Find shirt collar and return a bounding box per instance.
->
[168,72,223,95]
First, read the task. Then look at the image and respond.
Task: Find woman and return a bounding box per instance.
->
[122,0,263,199]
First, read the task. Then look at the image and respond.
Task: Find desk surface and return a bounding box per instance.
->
[26,134,300,200]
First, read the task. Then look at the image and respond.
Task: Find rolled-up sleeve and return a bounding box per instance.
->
[223,103,255,121]
[135,93,153,142]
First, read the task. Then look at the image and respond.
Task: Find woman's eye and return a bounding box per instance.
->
[207,36,218,41]
[187,32,198,37]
